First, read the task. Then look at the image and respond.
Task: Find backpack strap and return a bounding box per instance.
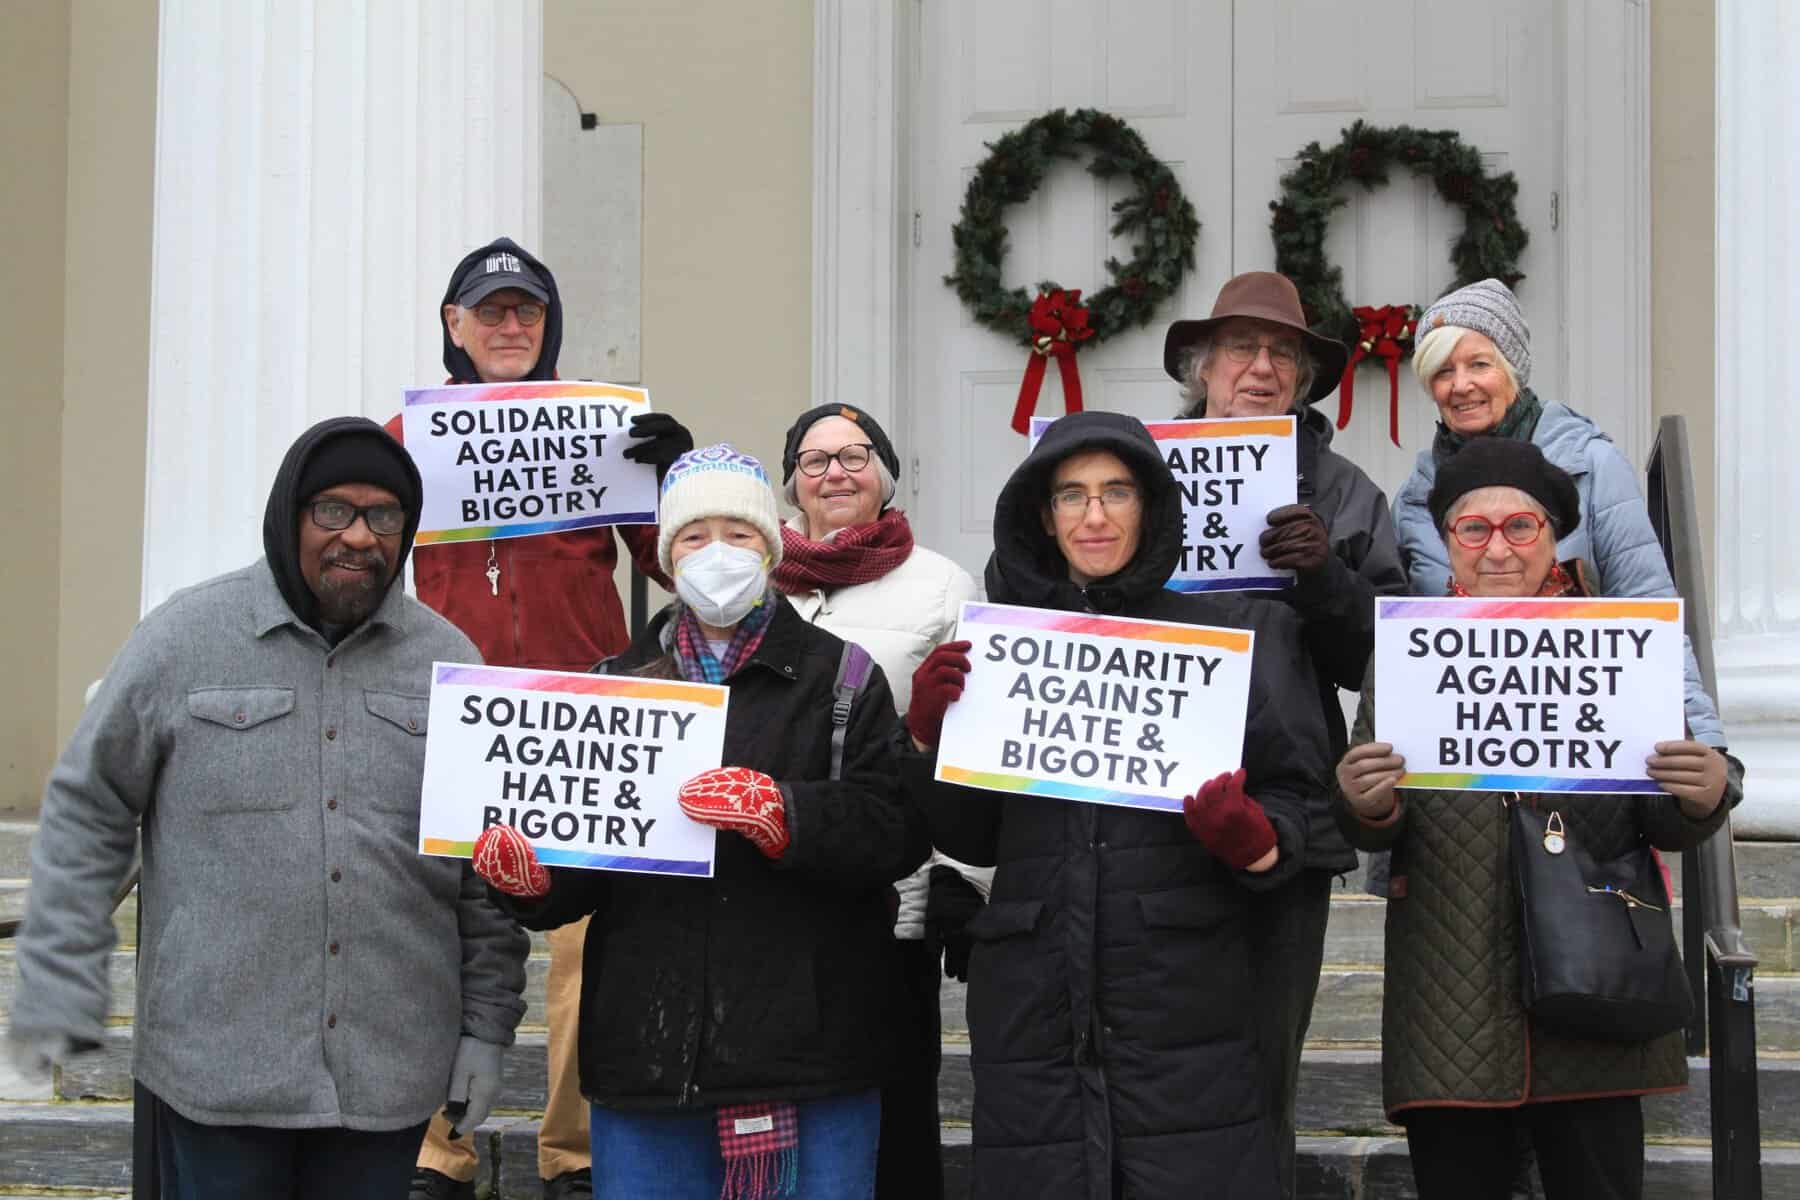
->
[829,642,875,781]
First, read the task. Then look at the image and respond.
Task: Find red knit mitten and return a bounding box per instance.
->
[907,640,973,748]
[472,825,550,898]
[1181,769,1277,871]
[677,766,790,859]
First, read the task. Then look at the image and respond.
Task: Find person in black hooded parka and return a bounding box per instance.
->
[902,412,1334,1200]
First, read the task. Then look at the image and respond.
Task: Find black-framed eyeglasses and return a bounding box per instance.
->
[795,443,875,477]
[1049,485,1141,514]
[1449,511,1548,549]
[472,301,545,327]
[308,500,407,536]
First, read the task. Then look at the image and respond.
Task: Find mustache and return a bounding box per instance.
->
[323,549,389,574]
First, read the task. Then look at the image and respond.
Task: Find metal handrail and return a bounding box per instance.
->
[1645,414,1761,1199]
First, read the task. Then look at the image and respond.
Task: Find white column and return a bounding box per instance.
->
[1714,0,1800,837]
[141,0,542,612]
[811,0,909,434]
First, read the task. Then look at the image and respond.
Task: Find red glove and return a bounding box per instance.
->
[677,766,789,859]
[907,640,973,748]
[472,825,550,899]
[1258,504,1330,575]
[1182,769,1278,871]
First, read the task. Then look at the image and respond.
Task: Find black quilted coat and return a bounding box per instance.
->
[912,412,1335,1200]
[1336,666,1738,1119]
[498,599,931,1110]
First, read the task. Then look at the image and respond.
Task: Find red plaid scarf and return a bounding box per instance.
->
[772,508,915,593]
[716,1102,799,1199]
[1449,561,1576,598]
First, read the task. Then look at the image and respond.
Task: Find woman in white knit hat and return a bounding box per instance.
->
[471,444,928,1200]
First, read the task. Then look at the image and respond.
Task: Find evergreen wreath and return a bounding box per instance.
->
[944,108,1199,432]
[1269,119,1528,356]
[945,107,1199,347]
[1268,120,1528,444]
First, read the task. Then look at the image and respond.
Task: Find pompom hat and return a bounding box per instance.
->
[655,444,785,576]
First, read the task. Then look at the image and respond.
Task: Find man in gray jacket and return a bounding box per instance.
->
[5,417,527,1197]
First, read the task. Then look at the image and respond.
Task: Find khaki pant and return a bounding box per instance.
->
[417,917,592,1182]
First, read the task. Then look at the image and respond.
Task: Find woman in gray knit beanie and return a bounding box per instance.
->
[1386,275,1728,802]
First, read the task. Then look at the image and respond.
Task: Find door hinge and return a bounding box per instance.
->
[1550,192,1560,231]
[913,211,923,248]
[910,455,921,499]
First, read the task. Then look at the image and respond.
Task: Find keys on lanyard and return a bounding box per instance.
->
[486,544,501,597]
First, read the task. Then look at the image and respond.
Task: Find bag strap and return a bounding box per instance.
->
[829,642,874,782]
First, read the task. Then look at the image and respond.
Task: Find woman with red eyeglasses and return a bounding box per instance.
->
[1335,437,1738,1200]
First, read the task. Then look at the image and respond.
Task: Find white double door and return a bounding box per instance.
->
[905,0,1559,579]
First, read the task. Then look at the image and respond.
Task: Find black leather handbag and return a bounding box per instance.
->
[1508,797,1692,1041]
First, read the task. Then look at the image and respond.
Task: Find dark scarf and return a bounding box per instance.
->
[670,588,780,684]
[1431,387,1544,466]
[772,509,915,593]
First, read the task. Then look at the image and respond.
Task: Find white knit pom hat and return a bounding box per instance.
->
[654,444,785,576]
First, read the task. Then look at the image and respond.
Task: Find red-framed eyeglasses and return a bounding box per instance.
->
[1449,511,1549,550]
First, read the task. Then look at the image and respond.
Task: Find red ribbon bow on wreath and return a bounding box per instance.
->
[1012,288,1095,435]
[1338,304,1418,447]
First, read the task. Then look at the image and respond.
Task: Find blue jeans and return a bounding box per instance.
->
[154,1095,426,1199]
[589,1090,880,1199]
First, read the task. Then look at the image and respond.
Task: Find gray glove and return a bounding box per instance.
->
[443,1035,503,1138]
[4,1030,73,1090]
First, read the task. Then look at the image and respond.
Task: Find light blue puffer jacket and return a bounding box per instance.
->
[1392,400,1725,746]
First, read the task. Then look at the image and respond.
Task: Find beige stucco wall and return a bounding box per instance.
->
[0,7,72,814]
[54,0,157,755]
[544,0,814,607]
[1650,0,1717,604]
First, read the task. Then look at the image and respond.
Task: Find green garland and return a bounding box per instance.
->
[945,108,1200,347]
[1269,120,1529,355]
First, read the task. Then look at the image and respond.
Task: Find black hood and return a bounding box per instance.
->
[440,236,563,383]
[262,417,423,632]
[984,411,1183,613]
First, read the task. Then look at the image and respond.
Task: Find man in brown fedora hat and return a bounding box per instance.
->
[1165,270,1408,1198]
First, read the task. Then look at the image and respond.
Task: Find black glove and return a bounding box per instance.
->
[623,412,695,481]
[926,864,985,983]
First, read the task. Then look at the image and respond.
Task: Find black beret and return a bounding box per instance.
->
[780,403,902,483]
[1427,437,1580,538]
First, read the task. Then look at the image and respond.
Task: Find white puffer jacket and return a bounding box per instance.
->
[782,516,992,939]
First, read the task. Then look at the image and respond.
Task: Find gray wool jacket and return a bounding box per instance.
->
[8,560,527,1130]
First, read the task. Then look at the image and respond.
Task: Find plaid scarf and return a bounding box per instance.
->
[1449,560,1576,598]
[772,508,915,593]
[671,588,780,684]
[716,1102,799,1199]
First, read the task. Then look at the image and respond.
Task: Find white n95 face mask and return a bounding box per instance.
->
[674,541,769,627]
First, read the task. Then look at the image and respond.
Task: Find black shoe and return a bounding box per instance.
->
[409,1167,476,1200]
[543,1168,593,1200]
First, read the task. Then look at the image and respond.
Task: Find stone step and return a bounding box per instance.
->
[936,968,1800,1051]
[1,1102,1794,1199]
[933,1042,1800,1143]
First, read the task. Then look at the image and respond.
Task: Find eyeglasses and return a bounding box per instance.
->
[795,443,875,477]
[1050,485,1141,515]
[1449,511,1548,549]
[1217,336,1301,372]
[471,301,545,327]
[308,499,407,536]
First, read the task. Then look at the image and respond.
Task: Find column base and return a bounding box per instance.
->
[1716,632,1800,839]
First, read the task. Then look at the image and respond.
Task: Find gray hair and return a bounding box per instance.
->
[1174,333,1317,418]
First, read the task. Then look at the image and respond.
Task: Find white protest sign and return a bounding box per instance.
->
[419,663,728,877]
[1374,597,1686,794]
[1031,415,1297,591]
[934,601,1255,813]
[402,381,659,545]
